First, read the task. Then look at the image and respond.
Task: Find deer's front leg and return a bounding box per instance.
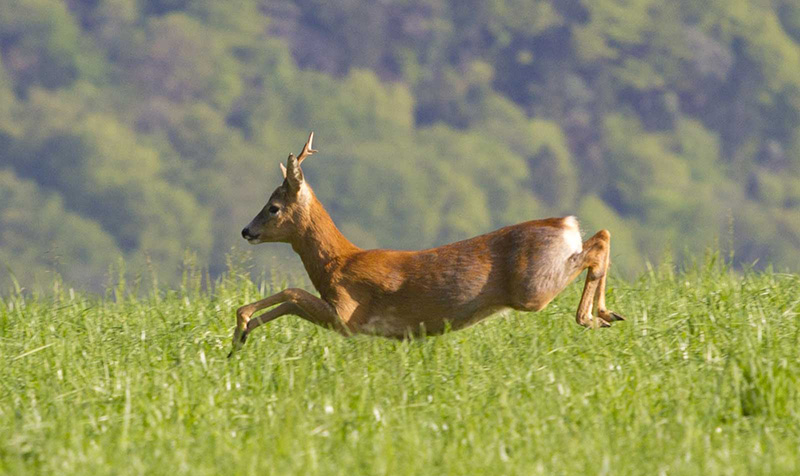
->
[228,302,299,357]
[279,288,349,335]
[230,291,291,356]
[229,288,346,357]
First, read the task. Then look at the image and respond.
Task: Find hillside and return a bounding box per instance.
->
[2,0,800,290]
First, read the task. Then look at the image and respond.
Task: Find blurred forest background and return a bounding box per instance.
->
[2,0,800,292]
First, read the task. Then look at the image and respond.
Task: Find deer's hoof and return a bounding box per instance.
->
[598,309,626,323]
[577,315,610,328]
[229,327,249,357]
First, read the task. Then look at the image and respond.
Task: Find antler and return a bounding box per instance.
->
[297,132,317,164]
[282,132,317,188]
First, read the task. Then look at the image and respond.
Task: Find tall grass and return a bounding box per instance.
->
[1,257,799,475]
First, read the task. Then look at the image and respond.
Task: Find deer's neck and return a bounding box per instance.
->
[290,196,359,295]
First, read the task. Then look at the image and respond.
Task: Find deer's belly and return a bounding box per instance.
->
[355,305,510,338]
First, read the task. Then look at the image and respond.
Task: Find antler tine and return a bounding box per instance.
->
[297,132,318,164]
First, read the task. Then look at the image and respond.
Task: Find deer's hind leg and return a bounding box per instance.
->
[594,262,625,324]
[573,230,625,328]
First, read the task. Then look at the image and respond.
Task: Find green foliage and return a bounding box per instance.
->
[527,119,578,209]
[577,195,641,273]
[137,13,242,107]
[675,119,722,181]
[0,170,120,291]
[574,0,659,62]
[1,0,800,291]
[1,266,799,474]
[0,0,82,92]
[0,60,16,132]
[416,61,497,128]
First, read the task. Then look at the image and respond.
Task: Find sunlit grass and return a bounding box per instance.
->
[1,259,799,475]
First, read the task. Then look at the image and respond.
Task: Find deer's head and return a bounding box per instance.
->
[241,132,318,244]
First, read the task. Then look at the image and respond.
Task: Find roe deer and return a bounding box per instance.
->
[230,133,624,356]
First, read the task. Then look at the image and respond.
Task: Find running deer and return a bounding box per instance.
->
[230,133,624,356]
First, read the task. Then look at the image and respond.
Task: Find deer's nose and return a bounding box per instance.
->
[242,227,254,240]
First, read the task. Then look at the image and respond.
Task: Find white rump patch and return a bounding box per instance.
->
[562,216,583,255]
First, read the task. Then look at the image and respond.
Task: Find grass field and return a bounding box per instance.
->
[1,259,799,475]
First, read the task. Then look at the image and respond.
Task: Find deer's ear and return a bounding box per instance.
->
[279,163,287,179]
[285,154,304,191]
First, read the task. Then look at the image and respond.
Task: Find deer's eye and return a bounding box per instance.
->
[268,205,280,215]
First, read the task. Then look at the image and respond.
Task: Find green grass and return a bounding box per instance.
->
[1,260,800,475]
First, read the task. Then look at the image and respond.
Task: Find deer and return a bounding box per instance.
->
[229,133,624,356]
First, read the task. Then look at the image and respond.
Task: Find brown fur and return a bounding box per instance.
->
[230,134,624,355]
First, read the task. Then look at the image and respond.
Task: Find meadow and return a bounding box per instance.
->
[1,258,799,475]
